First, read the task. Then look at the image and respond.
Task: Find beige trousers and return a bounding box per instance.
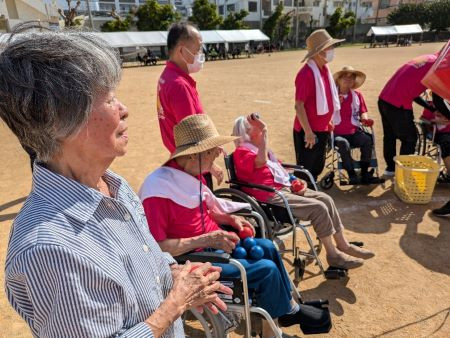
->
[267,187,344,238]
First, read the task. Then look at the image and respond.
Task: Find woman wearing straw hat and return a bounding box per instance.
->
[139,115,331,337]
[293,29,344,182]
[333,66,384,185]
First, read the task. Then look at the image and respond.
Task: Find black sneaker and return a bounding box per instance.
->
[432,201,450,217]
[278,304,331,328]
[437,173,450,184]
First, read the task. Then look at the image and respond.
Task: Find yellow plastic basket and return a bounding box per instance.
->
[394,155,440,204]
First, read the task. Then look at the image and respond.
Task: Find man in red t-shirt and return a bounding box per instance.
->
[294,29,344,181]
[157,22,223,185]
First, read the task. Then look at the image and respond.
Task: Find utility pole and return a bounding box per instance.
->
[295,0,299,48]
[352,0,359,42]
[259,0,263,30]
[85,0,94,29]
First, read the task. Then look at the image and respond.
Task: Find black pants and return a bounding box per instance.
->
[293,129,330,180]
[378,99,417,171]
[435,133,450,158]
[334,129,373,173]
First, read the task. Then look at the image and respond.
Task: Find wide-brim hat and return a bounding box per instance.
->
[170,114,239,160]
[302,29,345,62]
[333,66,366,89]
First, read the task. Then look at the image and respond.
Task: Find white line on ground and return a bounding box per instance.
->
[253,99,272,104]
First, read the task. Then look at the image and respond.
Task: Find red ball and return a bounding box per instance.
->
[291,179,304,193]
[239,226,254,239]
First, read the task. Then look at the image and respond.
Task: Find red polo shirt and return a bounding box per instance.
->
[157,61,205,153]
[379,54,438,110]
[233,146,284,202]
[334,91,368,136]
[294,63,334,132]
[142,160,219,242]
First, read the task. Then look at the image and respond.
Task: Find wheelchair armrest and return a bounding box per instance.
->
[175,252,231,264]
[227,179,276,193]
[282,163,306,170]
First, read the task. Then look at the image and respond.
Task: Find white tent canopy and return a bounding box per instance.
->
[0,29,269,48]
[367,24,423,37]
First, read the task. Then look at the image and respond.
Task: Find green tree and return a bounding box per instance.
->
[136,0,180,31]
[263,3,284,40]
[387,3,429,26]
[220,10,249,29]
[428,0,450,35]
[189,0,222,30]
[327,7,355,38]
[274,12,292,43]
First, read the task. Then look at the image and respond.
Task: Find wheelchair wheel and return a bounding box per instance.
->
[214,188,273,239]
[415,123,427,156]
[319,172,334,190]
[184,308,227,338]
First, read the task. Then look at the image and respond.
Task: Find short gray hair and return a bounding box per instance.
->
[0,28,121,162]
[232,116,250,147]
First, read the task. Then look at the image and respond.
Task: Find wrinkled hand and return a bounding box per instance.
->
[205,230,239,253]
[229,215,255,235]
[361,118,374,127]
[434,112,450,125]
[246,114,267,131]
[170,261,232,314]
[211,163,224,186]
[304,131,316,149]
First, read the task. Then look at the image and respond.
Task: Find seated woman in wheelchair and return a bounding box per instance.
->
[232,114,374,270]
[420,92,450,183]
[139,115,329,337]
[333,66,383,185]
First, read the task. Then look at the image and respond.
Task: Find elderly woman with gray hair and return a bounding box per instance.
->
[232,114,375,270]
[0,28,231,337]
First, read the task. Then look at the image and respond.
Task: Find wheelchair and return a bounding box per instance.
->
[319,126,384,190]
[415,119,447,182]
[179,251,332,338]
[214,153,351,281]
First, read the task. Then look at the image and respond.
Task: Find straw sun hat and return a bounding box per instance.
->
[170,114,239,160]
[333,66,366,89]
[302,29,345,62]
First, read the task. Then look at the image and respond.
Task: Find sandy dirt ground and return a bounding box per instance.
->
[0,43,449,338]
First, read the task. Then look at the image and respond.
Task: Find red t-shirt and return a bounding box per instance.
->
[233,146,284,202]
[421,109,450,133]
[334,91,368,136]
[294,62,334,132]
[157,61,205,153]
[379,54,438,110]
[142,160,219,242]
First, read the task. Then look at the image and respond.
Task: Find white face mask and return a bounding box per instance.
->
[325,49,335,63]
[183,47,205,73]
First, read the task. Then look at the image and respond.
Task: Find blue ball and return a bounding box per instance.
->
[242,237,257,250]
[232,246,247,259]
[249,245,264,260]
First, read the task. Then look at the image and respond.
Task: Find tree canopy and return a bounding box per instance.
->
[189,0,222,30]
[135,0,180,31]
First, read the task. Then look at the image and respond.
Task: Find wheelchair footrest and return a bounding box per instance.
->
[324,267,348,279]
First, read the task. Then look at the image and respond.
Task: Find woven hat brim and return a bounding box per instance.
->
[333,69,366,89]
[169,135,239,160]
[301,38,345,62]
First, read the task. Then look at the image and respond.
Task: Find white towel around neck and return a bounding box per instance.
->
[139,166,250,213]
[306,60,341,116]
[241,142,291,187]
[333,89,361,127]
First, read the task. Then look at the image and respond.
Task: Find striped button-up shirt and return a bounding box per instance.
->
[5,164,184,337]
